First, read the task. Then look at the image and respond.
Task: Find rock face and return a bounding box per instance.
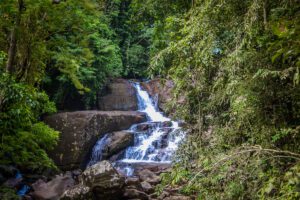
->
[44,111,146,170]
[98,79,138,111]
[104,131,134,159]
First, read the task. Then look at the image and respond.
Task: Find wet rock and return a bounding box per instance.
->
[105,131,134,159]
[133,122,161,132]
[140,181,154,194]
[161,121,173,128]
[135,123,151,131]
[123,188,149,200]
[109,150,126,162]
[81,160,125,200]
[137,169,161,184]
[44,111,146,170]
[98,79,138,111]
[31,173,75,200]
[60,184,92,200]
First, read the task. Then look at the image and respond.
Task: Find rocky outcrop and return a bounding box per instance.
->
[44,111,146,170]
[98,79,138,111]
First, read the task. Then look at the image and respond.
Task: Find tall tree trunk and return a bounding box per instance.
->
[6,0,24,74]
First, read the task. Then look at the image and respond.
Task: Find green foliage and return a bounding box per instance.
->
[43,0,124,109]
[150,0,300,199]
[0,73,58,170]
[0,0,125,109]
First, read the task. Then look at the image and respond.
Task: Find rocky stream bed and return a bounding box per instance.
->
[1,79,190,200]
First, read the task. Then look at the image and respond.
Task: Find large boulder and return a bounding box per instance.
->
[104,131,134,159]
[44,111,146,170]
[98,79,138,111]
[81,161,125,200]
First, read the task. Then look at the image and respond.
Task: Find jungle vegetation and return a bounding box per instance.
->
[0,0,299,199]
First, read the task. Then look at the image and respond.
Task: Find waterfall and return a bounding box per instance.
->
[88,82,185,176]
[133,83,170,122]
[87,134,109,166]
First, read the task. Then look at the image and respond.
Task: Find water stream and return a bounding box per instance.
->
[88,82,185,175]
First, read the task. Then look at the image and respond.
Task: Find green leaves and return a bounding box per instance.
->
[148,0,300,199]
[0,73,58,170]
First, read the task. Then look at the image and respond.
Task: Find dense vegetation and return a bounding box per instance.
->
[144,0,300,199]
[0,0,299,199]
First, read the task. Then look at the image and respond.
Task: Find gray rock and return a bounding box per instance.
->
[140,181,154,194]
[60,184,92,200]
[137,169,161,184]
[103,131,134,159]
[81,161,125,200]
[44,111,146,170]
[98,79,138,111]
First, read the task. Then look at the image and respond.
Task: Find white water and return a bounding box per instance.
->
[88,82,185,175]
[87,134,109,166]
[134,83,170,122]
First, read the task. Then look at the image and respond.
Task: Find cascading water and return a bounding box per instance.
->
[88,82,185,175]
[87,134,109,166]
